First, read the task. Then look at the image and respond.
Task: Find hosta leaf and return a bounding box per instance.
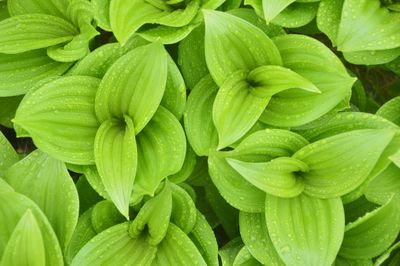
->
[168,144,197,184]
[0,210,45,266]
[129,182,172,245]
[316,0,343,46]
[92,0,111,30]
[4,149,79,250]
[294,129,395,198]
[94,115,137,219]
[262,0,295,23]
[95,43,167,133]
[91,200,125,233]
[233,247,263,266]
[203,10,282,86]
[14,76,100,165]
[219,238,244,266]
[82,165,110,200]
[0,14,77,54]
[0,185,63,265]
[0,49,72,96]
[239,212,284,265]
[184,75,218,156]
[265,193,345,266]
[260,34,355,127]
[189,211,219,266]
[134,107,186,196]
[343,48,400,66]
[377,96,400,126]
[213,71,271,149]
[337,0,400,52]
[365,164,400,205]
[152,223,207,266]
[170,183,197,234]
[137,23,197,45]
[208,152,265,212]
[71,222,157,265]
[339,196,400,259]
[227,157,306,197]
[374,241,400,266]
[66,0,95,27]
[271,2,319,28]
[0,132,19,176]
[8,0,69,18]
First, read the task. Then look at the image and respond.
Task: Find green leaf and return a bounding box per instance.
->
[260,34,355,127]
[219,238,244,266]
[184,75,219,156]
[265,193,345,266]
[82,165,110,200]
[94,115,137,219]
[8,0,69,18]
[271,2,319,28]
[75,175,102,214]
[213,70,271,149]
[336,0,400,52]
[365,164,400,205]
[333,257,372,266]
[227,157,306,197]
[0,131,19,176]
[293,129,395,198]
[95,43,167,133]
[343,48,400,66]
[137,23,198,45]
[316,0,343,46]
[152,223,207,266]
[203,10,282,86]
[208,152,265,212]
[134,107,186,196]
[0,14,77,54]
[0,210,45,266]
[170,183,197,234]
[0,49,72,97]
[92,0,111,30]
[262,0,295,23]
[377,96,400,126]
[233,247,263,266]
[239,212,284,265]
[339,196,400,259]
[0,2,9,20]
[374,241,400,266]
[168,144,197,184]
[129,182,172,245]
[4,149,79,250]
[71,222,157,265]
[91,200,125,233]
[14,76,100,165]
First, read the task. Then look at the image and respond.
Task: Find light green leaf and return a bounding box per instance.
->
[170,183,197,234]
[294,129,395,198]
[219,238,244,266]
[95,43,167,133]
[137,23,198,45]
[208,152,265,212]
[374,241,400,266]
[227,157,306,197]
[233,247,263,266]
[262,0,295,23]
[92,0,111,30]
[94,115,137,219]
[377,96,400,126]
[0,131,19,176]
[316,0,343,46]
[66,0,95,27]
[71,222,157,265]
[265,193,345,266]
[0,49,72,97]
[0,14,77,54]
[260,34,355,127]
[271,2,319,28]
[239,212,284,265]
[339,196,400,259]
[184,75,219,156]
[203,10,282,86]
[134,107,186,196]
[213,70,271,149]
[14,76,100,165]
[0,210,45,266]
[4,149,79,250]
[168,144,197,184]
[365,164,400,205]
[8,0,69,18]
[343,48,400,66]
[91,200,125,233]
[82,165,110,200]
[152,223,207,266]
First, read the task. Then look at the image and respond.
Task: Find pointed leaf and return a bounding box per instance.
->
[170,183,197,234]
[262,0,295,23]
[0,132,19,176]
[91,200,125,233]
[94,115,137,219]
[219,238,244,266]
[92,0,111,30]
[316,0,343,46]
[377,96,400,127]
[271,2,319,28]
[95,43,168,133]
[203,10,282,86]
[265,193,345,266]
[14,76,100,165]
[365,164,400,205]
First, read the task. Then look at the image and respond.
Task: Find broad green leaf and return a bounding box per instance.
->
[219,238,244,266]
[170,183,197,234]
[152,223,207,266]
[377,96,400,126]
[189,211,219,266]
[95,43,167,133]
[8,0,69,18]
[203,10,282,86]
[213,70,271,149]
[0,186,63,265]
[184,75,219,156]
[71,222,157,265]
[227,157,306,197]
[0,14,77,54]
[92,0,111,30]
[293,129,394,198]
[365,164,400,205]
[265,193,345,266]
[14,76,100,165]
[4,149,79,250]
[76,175,102,214]
[262,0,295,23]
[233,247,263,266]
[0,49,72,96]
[94,115,137,219]
[0,131,19,176]
[129,182,172,245]
[239,212,284,265]
[66,0,95,27]
[339,196,400,259]
[91,200,125,233]
[0,210,45,266]
[374,241,400,266]
[343,48,400,66]
[82,165,110,200]
[271,2,319,28]
[316,0,343,46]
[168,144,197,184]
[337,0,400,52]
[137,23,198,45]
[208,152,265,212]
[134,107,186,196]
